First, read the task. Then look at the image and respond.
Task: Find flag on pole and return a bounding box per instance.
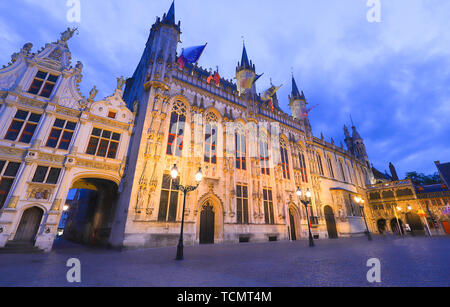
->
[177,43,207,69]
[301,104,319,118]
[207,71,221,86]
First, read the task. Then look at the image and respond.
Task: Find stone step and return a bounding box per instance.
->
[0,242,44,254]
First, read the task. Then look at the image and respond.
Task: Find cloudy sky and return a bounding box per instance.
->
[1,0,449,178]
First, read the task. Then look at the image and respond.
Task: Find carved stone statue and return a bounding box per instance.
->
[75,61,83,71]
[117,76,126,90]
[21,43,33,54]
[133,100,139,114]
[89,85,98,101]
[60,27,78,42]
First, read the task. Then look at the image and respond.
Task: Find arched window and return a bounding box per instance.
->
[327,156,334,179]
[166,101,186,157]
[339,160,346,182]
[235,124,246,170]
[204,112,218,164]
[280,138,290,179]
[298,151,308,182]
[316,152,324,176]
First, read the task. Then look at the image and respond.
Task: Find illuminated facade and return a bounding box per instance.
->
[0,4,376,252]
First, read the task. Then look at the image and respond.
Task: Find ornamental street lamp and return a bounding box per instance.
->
[171,164,203,261]
[296,187,314,247]
[354,196,372,241]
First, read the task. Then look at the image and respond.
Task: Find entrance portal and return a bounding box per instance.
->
[324,206,338,239]
[390,218,404,235]
[199,202,215,244]
[406,213,425,236]
[56,178,118,247]
[289,209,297,241]
[377,219,387,234]
[14,207,43,242]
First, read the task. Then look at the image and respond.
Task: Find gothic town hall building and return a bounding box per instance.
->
[0,4,375,252]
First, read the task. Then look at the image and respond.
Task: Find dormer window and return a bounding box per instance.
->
[107,111,117,119]
[28,70,58,98]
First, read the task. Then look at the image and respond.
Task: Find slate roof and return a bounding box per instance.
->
[436,162,450,188]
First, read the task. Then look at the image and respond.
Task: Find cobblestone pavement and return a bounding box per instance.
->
[0,236,449,287]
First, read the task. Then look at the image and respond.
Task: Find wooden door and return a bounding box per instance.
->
[324,206,338,239]
[14,207,43,242]
[200,202,214,244]
[289,210,297,241]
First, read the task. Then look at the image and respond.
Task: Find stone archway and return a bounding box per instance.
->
[377,219,387,234]
[58,177,119,247]
[196,193,224,244]
[14,206,44,243]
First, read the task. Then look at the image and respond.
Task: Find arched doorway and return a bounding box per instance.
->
[289,208,297,241]
[14,207,44,242]
[199,201,215,244]
[56,178,118,248]
[324,206,338,239]
[406,213,425,236]
[390,218,404,235]
[377,219,387,234]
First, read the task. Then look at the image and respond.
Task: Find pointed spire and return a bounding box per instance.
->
[352,126,362,140]
[290,75,306,101]
[163,1,175,24]
[344,125,350,138]
[240,42,250,68]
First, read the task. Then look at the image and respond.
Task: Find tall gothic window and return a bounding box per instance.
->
[280,138,290,179]
[236,184,249,224]
[327,156,334,179]
[259,137,270,175]
[4,109,42,144]
[298,152,308,182]
[158,174,179,222]
[166,101,186,157]
[0,161,21,209]
[316,152,324,176]
[204,112,218,164]
[339,160,346,182]
[235,125,246,170]
[263,188,275,224]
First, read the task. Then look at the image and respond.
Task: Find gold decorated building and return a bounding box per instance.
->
[0,3,379,252]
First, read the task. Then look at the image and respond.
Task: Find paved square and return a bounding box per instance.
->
[0,236,449,287]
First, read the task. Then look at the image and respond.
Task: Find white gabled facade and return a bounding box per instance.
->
[0,29,134,251]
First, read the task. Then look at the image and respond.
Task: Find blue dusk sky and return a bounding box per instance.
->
[1,0,449,178]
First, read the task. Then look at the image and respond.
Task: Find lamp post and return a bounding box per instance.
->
[354,196,372,241]
[171,164,203,261]
[296,187,314,247]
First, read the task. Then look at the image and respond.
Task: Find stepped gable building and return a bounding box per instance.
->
[0,3,376,252]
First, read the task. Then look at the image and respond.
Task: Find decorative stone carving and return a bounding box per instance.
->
[60,27,78,42]
[117,76,126,90]
[7,196,19,209]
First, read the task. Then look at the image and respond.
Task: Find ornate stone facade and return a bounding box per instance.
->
[0,4,376,252]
